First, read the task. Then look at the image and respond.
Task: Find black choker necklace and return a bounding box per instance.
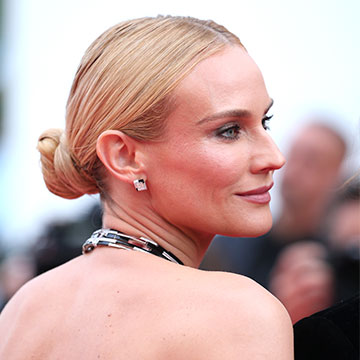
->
[82,228,184,265]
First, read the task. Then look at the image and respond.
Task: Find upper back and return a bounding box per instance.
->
[0,248,293,360]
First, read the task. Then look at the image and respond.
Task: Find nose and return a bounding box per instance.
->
[250,132,286,174]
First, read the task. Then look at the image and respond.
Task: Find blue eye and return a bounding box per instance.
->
[217,124,241,139]
[262,114,273,130]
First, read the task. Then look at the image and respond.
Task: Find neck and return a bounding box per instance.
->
[102,201,213,268]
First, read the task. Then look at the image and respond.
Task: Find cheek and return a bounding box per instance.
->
[146,143,271,236]
[165,144,245,191]
[146,143,246,218]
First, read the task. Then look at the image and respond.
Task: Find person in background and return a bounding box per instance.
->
[32,203,102,276]
[325,180,359,304]
[0,16,293,359]
[270,178,359,322]
[0,253,35,311]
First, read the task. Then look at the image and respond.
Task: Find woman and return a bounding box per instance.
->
[0,16,293,359]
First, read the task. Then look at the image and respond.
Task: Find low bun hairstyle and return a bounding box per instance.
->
[38,15,243,199]
[38,128,99,199]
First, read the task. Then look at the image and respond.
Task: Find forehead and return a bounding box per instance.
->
[170,46,269,118]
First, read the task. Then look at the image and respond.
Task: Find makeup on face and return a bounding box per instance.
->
[236,183,274,204]
[143,46,285,237]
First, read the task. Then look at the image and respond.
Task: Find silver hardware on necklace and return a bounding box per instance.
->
[82,228,183,265]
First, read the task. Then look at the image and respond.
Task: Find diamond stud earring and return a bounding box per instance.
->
[133,179,147,191]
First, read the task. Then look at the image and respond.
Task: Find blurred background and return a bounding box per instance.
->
[0,0,359,311]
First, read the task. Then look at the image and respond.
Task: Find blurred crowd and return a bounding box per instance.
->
[0,118,359,323]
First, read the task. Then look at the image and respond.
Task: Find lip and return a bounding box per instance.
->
[236,183,273,204]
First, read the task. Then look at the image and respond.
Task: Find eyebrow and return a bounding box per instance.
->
[197,98,274,125]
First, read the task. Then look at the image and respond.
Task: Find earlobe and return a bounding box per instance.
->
[96,130,145,184]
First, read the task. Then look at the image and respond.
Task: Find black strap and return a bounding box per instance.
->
[82,228,184,265]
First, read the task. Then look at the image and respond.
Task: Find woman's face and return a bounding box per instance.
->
[142,46,285,238]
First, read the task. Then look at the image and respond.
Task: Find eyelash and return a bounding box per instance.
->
[262,114,273,131]
[217,114,273,140]
[216,124,241,140]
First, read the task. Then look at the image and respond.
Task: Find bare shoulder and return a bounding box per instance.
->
[1,267,50,315]
[0,257,84,357]
[0,255,293,359]
[0,261,63,321]
[173,268,294,360]
[0,257,78,334]
[0,271,44,353]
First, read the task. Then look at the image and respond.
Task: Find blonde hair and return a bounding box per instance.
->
[38,15,244,199]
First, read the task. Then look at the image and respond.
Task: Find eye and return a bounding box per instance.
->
[217,124,241,140]
[262,114,273,130]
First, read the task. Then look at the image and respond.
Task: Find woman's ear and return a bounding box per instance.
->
[96,130,146,184]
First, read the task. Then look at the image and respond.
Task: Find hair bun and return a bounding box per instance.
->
[37,128,99,199]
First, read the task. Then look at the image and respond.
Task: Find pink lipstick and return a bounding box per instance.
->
[236,184,273,204]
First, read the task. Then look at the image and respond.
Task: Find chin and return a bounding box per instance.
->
[245,224,272,237]
[221,211,273,238]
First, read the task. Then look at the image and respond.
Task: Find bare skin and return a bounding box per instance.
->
[0,47,293,359]
[0,249,292,359]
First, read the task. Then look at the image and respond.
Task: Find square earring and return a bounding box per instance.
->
[133,179,147,191]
